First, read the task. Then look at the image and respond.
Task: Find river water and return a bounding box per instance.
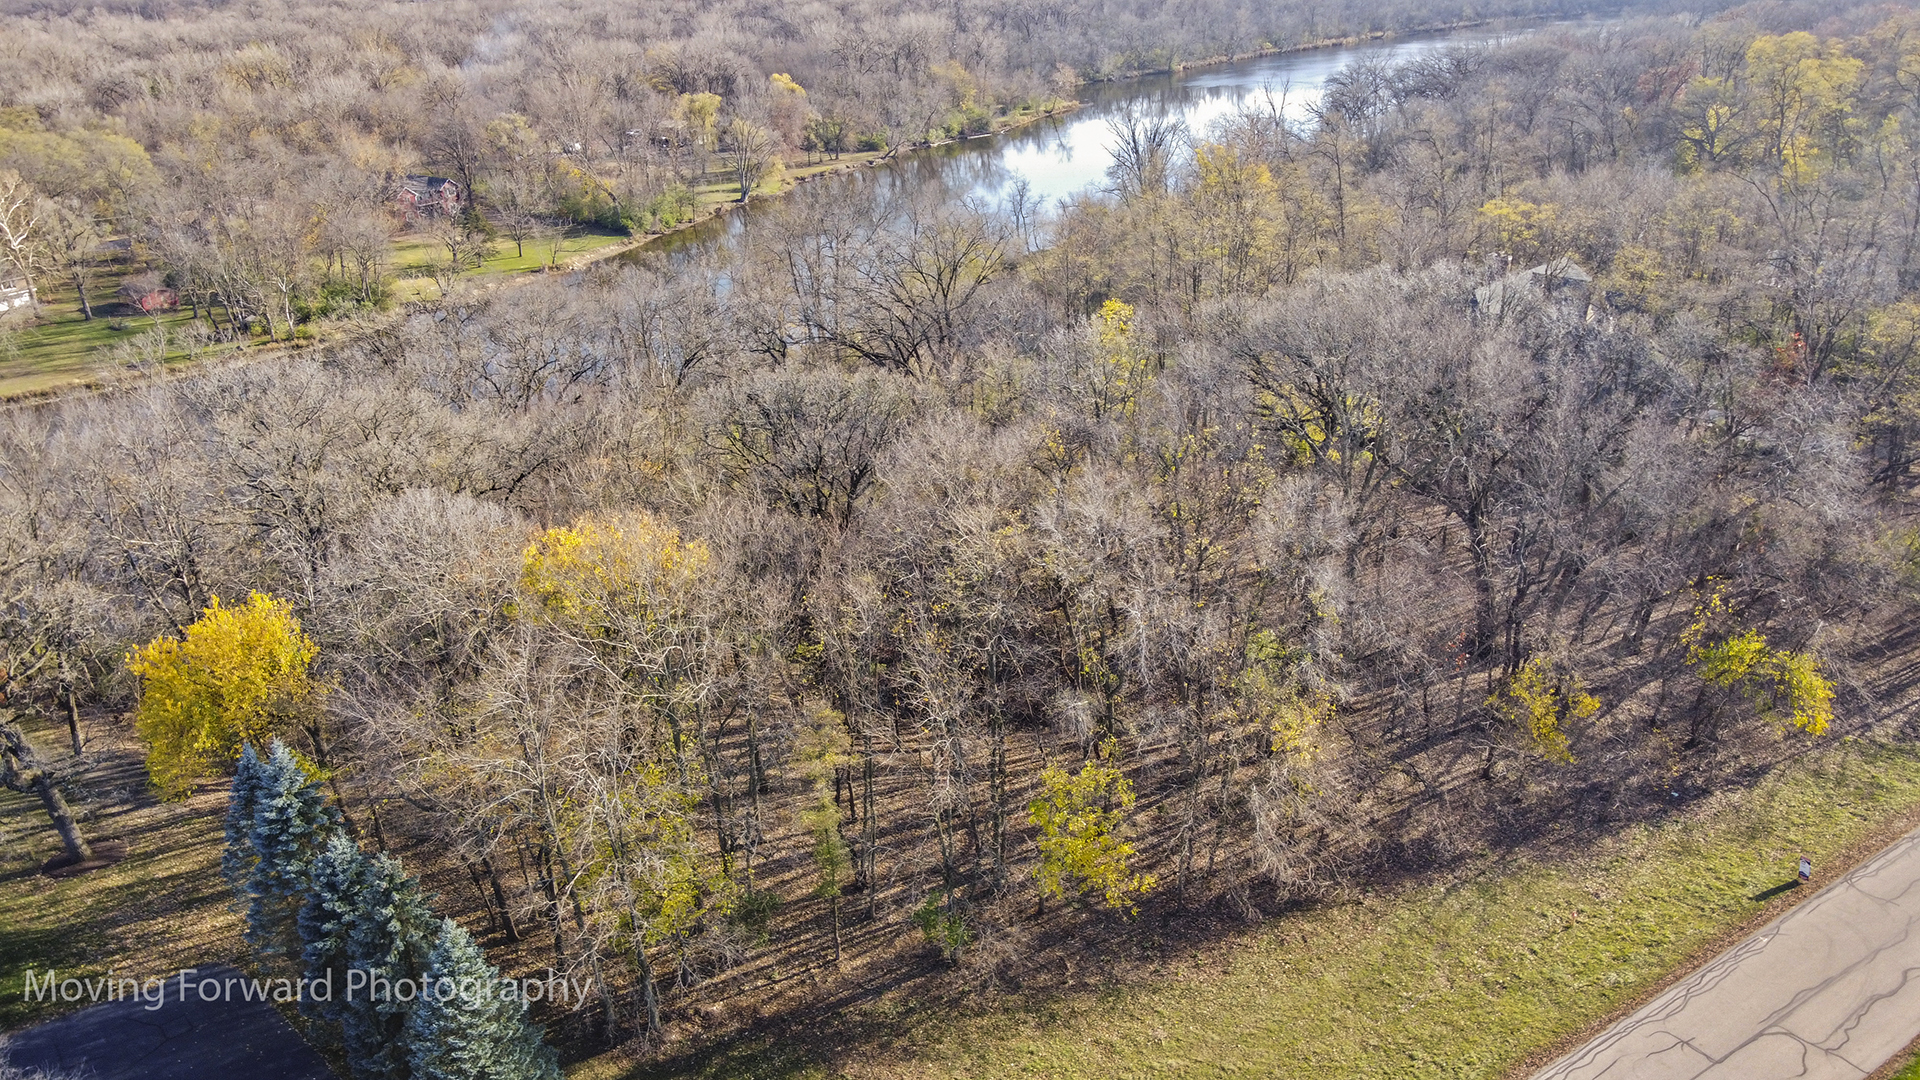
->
[633,21,1561,260]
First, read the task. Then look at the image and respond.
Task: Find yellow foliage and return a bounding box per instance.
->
[769,72,806,97]
[1088,298,1154,419]
[1029,755,1156,912]
[1189,142,1312,292]
[1239,630,1330,763]
[1476,197,1565,265]
[1745,33,1863,180]
[570,757,732,949]
[1487,656,1598,764]
[679,92,723,150]
[1097,296,1133,346]
[521,512,710,629]
[1675,79,1749,171]
[1681,583,1834,736]
[128,593,318,799]
[930,60,979,111]
[483,113,542,162]
[1605,244,1666,311]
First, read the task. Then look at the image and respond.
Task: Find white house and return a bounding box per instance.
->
[0,274,32,313]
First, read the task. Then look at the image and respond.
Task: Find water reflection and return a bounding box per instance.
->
[627,22,1558,263]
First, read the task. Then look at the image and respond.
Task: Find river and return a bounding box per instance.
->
[630,20,1564,260]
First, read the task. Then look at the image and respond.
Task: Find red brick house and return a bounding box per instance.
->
[136,288,179,314]
[395,175,465,219]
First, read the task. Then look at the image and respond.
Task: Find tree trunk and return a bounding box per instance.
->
[2,721,91,863]
[862,739,877,918]
[34,774,91,862]
[635,946,662,1039]
[482,854,519,942]
[829,893,842,965]
[64,684,82,756]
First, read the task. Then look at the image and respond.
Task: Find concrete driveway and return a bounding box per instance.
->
[1532,828,1920,1079]
[4,965,335,1080]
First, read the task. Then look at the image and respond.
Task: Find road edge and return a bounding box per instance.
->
[1501,784,1920,1080]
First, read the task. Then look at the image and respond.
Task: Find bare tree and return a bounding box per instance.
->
[724,118,778,202]
[0,171,44,312]
[1,716,91,864]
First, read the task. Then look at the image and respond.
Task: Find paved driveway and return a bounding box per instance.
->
[1533,829,1920,1079]
[4,965,334,1080]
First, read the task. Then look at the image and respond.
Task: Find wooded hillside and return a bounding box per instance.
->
[6,0,1920,1070]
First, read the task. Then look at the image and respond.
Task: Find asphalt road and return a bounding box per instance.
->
[4,964,335,1080]
[1532,828,1920,1079]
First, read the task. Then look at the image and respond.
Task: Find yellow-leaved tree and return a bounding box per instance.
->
[1190,142,1284,294]
[518,510,733,1038]
[1028,749,1155,914]
[521,512,710,632]
[128,592,319,798]
[1081,298,1156,421]
[1476,196,1574,267]
[1487,655,1599,764]
[1743,33,1863,181]
[1680,583,1834,736]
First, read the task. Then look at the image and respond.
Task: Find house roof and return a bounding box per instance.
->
[1474,257,1592,318]
[398,175,461,196]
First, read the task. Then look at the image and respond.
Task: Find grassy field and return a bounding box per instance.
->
[387,227,639,301]
[0,270,210,398]
[575,739,1920,1080]
[0,714,244,1031]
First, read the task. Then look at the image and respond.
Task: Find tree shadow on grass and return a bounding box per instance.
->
[1749,880,1802,903]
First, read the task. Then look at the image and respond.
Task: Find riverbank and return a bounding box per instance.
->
[0,13,1563,402]
[0,96,1086,402]
[1097,14,1555,82]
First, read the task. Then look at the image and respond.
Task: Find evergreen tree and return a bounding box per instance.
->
[246,739,341,962]
[406,919,560,1080]
[298,831,369,1039]
[338,853,439,1080]
[221,742,267,896]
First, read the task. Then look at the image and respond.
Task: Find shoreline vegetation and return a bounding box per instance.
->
[0,13,1544,404]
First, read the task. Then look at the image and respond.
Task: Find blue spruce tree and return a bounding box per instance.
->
[298,831,369,1039]
[221,742,268,896]
[246,739,342,962]
[337,852,439,1080]
[406,919,561,1080]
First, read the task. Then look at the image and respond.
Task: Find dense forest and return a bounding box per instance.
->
[7,0,1920,1070]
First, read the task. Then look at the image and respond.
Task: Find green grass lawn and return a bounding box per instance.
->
[388,228,638,301]
[0,270,210,398]
[0,715,245,1031]
[578,739,1920,1080]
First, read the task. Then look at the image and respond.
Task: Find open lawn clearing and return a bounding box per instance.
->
[0,713,244,1032]
[387,227,638,302]
[0,272,212,400]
